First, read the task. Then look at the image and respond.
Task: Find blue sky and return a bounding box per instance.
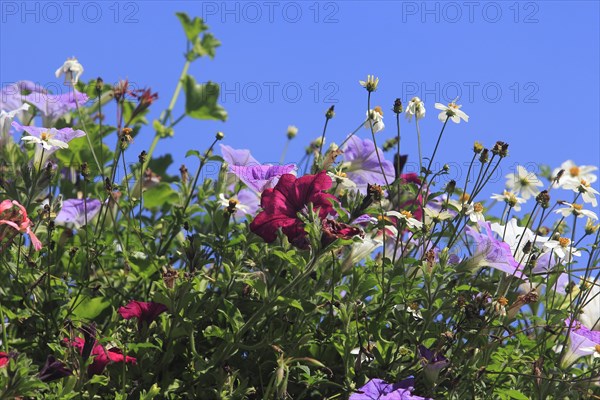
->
[1,1,599,203]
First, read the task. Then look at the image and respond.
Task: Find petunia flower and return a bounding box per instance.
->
[218,191,258,218]
[342,136,395,193]
[434,101,469,123]
[405,97,426,122]
[55,198,102,229]
[555,202,598,220]
[0,199,42,250]
[55,57,84,84]
[220,144,259,167]
[562,178,599,207]
[250,171,338,249]
[490,190,526,212]
[490,218,548,266]
[0,352,9,368]
[580,278,600,330]
[552,160,597,187]
[561,319,600,368]
[118,300,168,329]
[419,345,450,384]
[64,336,136,376]
[38,355,73,382]
[321,219,363,247]
[365,107,385,133]
[349,376,432,400]
[25,90,88,126]
[505,166,544,200]
[341,236,383,272]
[465,221,524,279]
[229,164,297,193]
[12,122,85,153]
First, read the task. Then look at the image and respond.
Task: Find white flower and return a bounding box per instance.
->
[424,207,453,224]
[490,218,548,264]
[359,75,379,92]
[552,160,597,187]
[544,237,581,262]
[218,193,251,214]
[555,202,598,220]
[341,236,382,272]
[21,130,68,151]
[466,202,485,223]
[434,101,469,123]
[364,106,384,133]
[491,190,526,212]
[327,171,357,190]
[386,210,423,230]
[405,97,426,122]
[505,166,544,200]
[580,277,600,330]
[55,57,84,84]
[0,103,30,144]
[562,179,599,207]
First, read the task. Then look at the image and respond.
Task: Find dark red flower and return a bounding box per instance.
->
[399,173,424,221]
[0,352,9,368]
[38,355,72,382]
[118,300,168,328]
[321,219,363,247]
[250,171,338,249]
[64,337,136,376]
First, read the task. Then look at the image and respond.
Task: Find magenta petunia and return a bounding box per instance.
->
[64,337,136,376]
[118,300,168,327]
[250,171,338,249]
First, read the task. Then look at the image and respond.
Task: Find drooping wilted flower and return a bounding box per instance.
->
[419,345,450,384]
[321,219,363,247]
[38,355,72,382]
[365,106,385,133]
[0,199,42,250]
[405,97,426,122]
[55,57,84,84]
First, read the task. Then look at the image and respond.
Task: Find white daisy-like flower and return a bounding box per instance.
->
[555,202,598,220]
[552,160,598,187]
[424,207,453,224]
[562,179,599,207]
[21,130,68,151]
[466,202,485,223]
[544,237,581,262]
[386,210,423,230]
[327,171,357,190]
[218,193,250,214]
[505,166,544,200]
[580,277,600,330]
[364,106,384,133]
[359,75,379,92]
[405,97,426,122]
[55,57,84,84]
[491,190,527,212]
[434,101,469,123]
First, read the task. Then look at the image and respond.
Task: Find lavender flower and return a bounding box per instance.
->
[419,345,450,384]
[561,319,600,368]
[25,90,88,126]
[12,122,86,153]
[55,199,102,229]
[342,136,395,193]
[230,164,296,193]
[220,144,259,166]
[350,377,432,400]
[0,80,45,112]
[465,221,525,279]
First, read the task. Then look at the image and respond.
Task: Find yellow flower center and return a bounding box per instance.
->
[595,344,600,353]
[40,131,52,141]
[497,297,509,306]
[569,166,580,177]
[373,106,383,116]
[401,210,413,219]
[572,204,583,211]
[337,171,347,178]
[460,193,470,203]
[581,179,590,187]
[558,237,570,248]
[473,203,483,213]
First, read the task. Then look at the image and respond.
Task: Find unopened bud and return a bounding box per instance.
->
[216,131,225,140]
[479,149,489,164]
[393,98,403,114]
[473,141,484,154]
[326,105,335,120]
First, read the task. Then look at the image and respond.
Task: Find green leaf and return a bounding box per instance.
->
[69,297,110,320]
[504,390,530,400]
[176,12,207,42]
[193,33,221,59]
[182,75,227,121]
[143,182,180,209]
[186,150,201,159]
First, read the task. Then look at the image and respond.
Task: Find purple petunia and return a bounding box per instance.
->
[465,221,525,279]
[342,136,395,193]
[12,122,86,153]
[561,318,600,368]
[25,90,88,125]
[230,164,297,193]
[55,199,102,229]
[419,345,450,384]
[220,144,259,166]
[350,377,432,400]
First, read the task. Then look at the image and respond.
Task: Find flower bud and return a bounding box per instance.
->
[179,164,189,183]
[535,190,550,208]
[393,98,403,114]
[95,77,104,93]
[325,105,335,120]
[473,141,484,154]
[445,180,456,194]
[216,131,225,140]
[138,150,147,164]
[479,149,489,164]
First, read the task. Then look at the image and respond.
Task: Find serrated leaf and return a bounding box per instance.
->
[182,75,227,121]
[176,12,207,42]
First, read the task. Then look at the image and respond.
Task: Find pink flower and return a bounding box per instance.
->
[250,171,338,249]
[0,352,9,368]
[118,300,168,328]
[64,337,136,376]
[0,199,42,250]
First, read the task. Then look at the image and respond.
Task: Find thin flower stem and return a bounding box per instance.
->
[415,118,423,175]
[338,119,369,150]
[425,116,449,174]
[71,81,103,178]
